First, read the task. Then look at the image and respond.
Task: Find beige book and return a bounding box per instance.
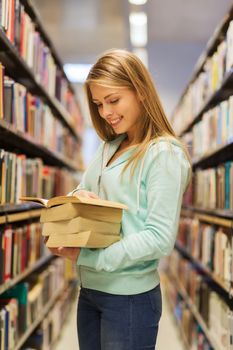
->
[20,195,128,210]
[46,231,121,248]
[42,217,121,236]
[40,202,122,223]
[28,283,43,303]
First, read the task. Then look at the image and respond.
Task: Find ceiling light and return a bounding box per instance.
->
[64,63,93,83]
[129,12,147,47]
[129,0,148,4]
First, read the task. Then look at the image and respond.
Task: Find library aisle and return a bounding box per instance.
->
[1,1,233,349]
[54,282,185,350]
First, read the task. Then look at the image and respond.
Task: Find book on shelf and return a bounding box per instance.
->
[178,217,233,284]
[0,147,79,205]
[194,161,233,210]
[168,251,231,349]
[0,258,71,347]
[190,96,233,161]
[0,298,18,350]
[1,282,29,335]
[172,16,233,136]
[0,222,47,285]
[226,20,233,71]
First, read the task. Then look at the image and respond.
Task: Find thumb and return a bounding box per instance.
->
[88,192,99,199]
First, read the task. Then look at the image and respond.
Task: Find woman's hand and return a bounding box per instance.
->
[48,245,81,262]
[44,237,80,261]
[56,247,81,261]
[73,190,99,199]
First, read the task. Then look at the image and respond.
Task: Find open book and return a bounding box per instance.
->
[20,195,128,210]
[39,202,123,223]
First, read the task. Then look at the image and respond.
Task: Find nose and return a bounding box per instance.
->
[101,104,113,119]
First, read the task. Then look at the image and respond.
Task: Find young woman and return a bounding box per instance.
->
[54,49,191,350]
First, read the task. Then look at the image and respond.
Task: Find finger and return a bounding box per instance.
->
[88,192,99,199]
[57,247,64,254]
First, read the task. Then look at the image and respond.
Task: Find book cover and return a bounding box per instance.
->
[40,202,123,223]
[20,195,128,210]
[42,217,121,236]
[46,231,120,248]
[1,282,28,335]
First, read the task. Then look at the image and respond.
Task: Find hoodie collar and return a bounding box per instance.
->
[103,134,134,169]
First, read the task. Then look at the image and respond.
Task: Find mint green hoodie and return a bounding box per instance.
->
[72,134,190,295]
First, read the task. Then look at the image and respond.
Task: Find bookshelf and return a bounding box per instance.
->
[0,29,79,140]
[181,206,233,224]
[14,284,65,350]
[0,0,82,348]
[168,271,225,350]
[0,119,80,171]
[163,250,231,349]
[0,207,41,224]
[170,4,233,349]
[172,5,233,133]
[179,68,233,137]
[0,254,53,295]
[192,139,233,170]
[175,241,230,295]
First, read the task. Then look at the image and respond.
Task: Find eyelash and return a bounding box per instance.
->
[110,99,119,104]
[96,99,119,108]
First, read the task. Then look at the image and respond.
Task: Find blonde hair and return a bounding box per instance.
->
[85,49,191,182]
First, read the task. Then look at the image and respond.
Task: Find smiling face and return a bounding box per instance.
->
[90,84,142,143]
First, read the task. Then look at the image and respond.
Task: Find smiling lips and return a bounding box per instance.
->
[109,116,123,127]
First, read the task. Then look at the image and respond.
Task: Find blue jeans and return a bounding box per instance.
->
[77,285,162,350]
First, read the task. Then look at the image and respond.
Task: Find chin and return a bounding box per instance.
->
[113,128,124,134]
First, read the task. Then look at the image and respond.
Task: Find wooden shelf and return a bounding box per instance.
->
[0,119,80,171]
[0,254,53,295]
[169,270,226,350]
[14,282,67,350]
[192,139,233,170]
[175,242,231,294]
[180,68,233,137]
[0,29,79,140]
[0,202,42,214]
[172,4,233,119]
[0,207,41,224]
[182,205,233,221]
[181,207,233,228]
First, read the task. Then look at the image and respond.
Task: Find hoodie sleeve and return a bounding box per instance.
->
[77,147,190,272]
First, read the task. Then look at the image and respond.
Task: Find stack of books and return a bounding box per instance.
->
[20,196,128,248]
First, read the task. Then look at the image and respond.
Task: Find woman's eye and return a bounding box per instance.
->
[110,99,119,104]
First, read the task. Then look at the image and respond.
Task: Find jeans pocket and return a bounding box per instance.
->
[148,285,162,317]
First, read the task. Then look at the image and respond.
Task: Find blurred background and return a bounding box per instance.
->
[32,0,232,164]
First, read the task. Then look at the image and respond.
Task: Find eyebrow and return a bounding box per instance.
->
[92,93,119,102]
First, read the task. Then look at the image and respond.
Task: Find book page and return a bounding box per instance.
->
[19,196,49,207]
